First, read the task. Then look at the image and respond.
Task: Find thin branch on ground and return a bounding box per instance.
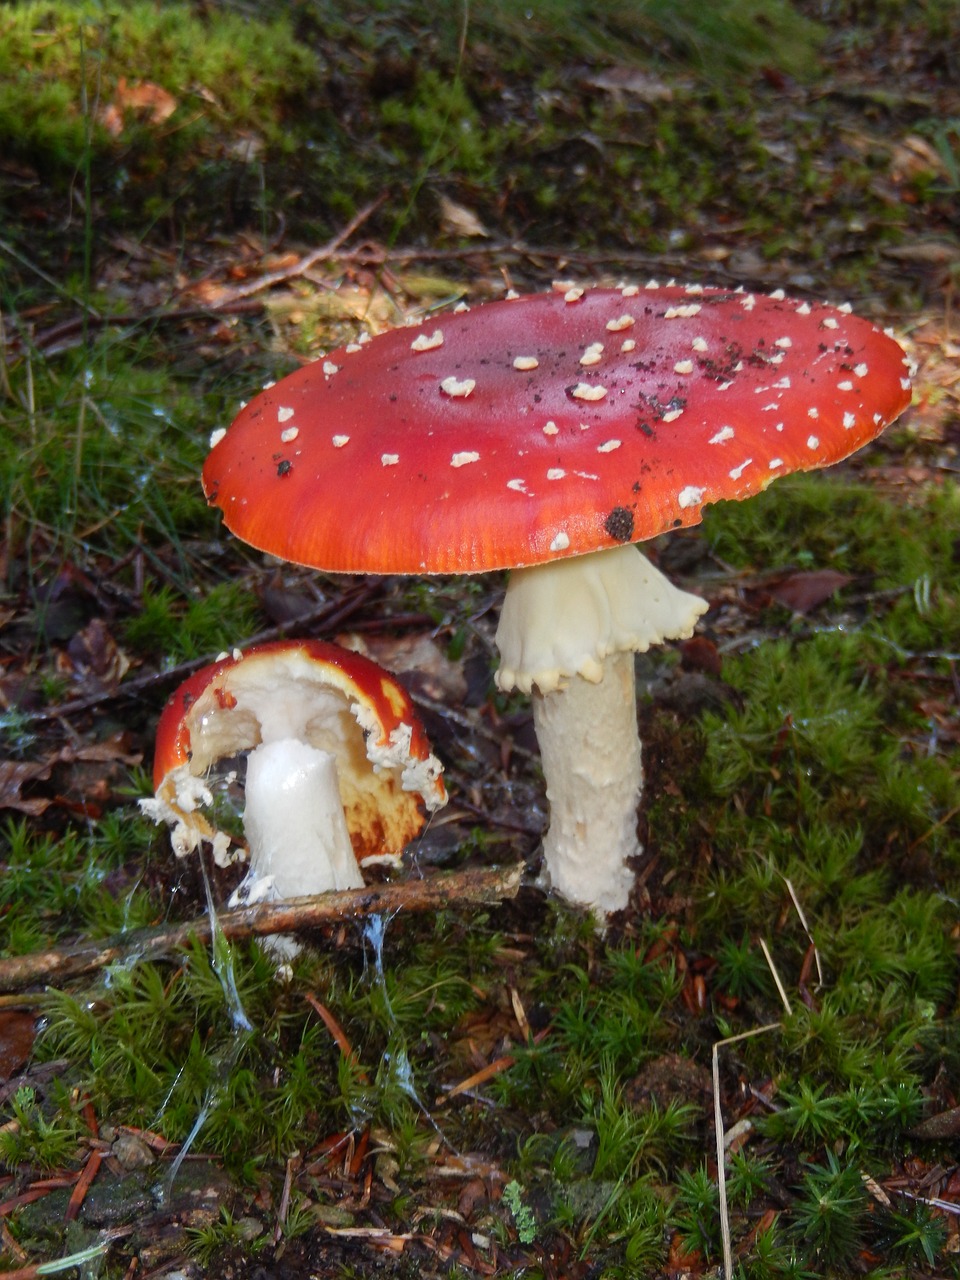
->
[0,864,525,993]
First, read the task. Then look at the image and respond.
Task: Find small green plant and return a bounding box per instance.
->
[673,1162,721,1259]
[790,1150,867,1268]
[502,1179,538,1245]
[0,1086,81,1173]
[186,1206,248,1266]
[883,1199,948,1270]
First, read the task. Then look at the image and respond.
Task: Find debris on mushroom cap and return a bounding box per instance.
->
[142,639,446,866]
[203,286,912,576]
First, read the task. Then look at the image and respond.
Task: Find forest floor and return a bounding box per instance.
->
[0,2,959,1277]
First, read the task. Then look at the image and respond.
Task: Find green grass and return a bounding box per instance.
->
[0,2,317,170]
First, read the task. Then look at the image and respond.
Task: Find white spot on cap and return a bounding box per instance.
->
[550,531,570,552]
[678,485,705,508]
[709,425,735,444]
[597,439,621,453]
[513,355,539,370]
[773,377,791,389]
[692,336,708,352]
[808,406,819,419]
[381,453,399,466]
[543,420,559,436]
[838,380,854,392]
[564,287,584,303]
[900,377,911,391]
[620,338,637,353]
[662,408,683,423]
[280,426,299,443]
[332,434,350,448]
[664,303,701,318]
[685,283,704,294]
[579,343,604,366]
[621,284,640,297]
[278,405,295,423]
[411,329,444,352]
[345,342,362,354]
[843,412,856,428]
[740,294,756,311]
[769,458,783,469]
[806,435,820,450]
[454,301,470,313]
[854,363,868,377]
[674,359,694,375]
[209,427,227,448]
[451,451,480,467]
[769,289,786,300]
[547,468,566,480]
[774,337,792,349]
[822,317,839,330]
[323,361,340,376]
[729,458,752,480]
[571,382,608,401]
[838,302,852,314]
[606,314,635,331]
[797,302,811,315]
[507,478,527,492]
[440,376,476,398]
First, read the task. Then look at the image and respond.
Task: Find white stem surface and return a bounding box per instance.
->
[495,544,708,916]
[231,738,363,906]
[532,650,641,915]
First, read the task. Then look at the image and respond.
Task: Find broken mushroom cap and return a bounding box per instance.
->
[143,638,446,876]
[202,284,912,577]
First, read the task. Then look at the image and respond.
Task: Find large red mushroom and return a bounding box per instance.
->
[201,284,912,915]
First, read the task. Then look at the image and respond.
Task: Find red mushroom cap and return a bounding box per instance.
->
[150,638,445,860]
[202,285,912,575]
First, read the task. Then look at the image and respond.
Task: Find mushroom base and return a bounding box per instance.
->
[229,738,364,911]
[532,649,642,916]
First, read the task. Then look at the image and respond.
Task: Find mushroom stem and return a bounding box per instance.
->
[495,545,707,916]
[532,650,641,914]
[230,738,364,908]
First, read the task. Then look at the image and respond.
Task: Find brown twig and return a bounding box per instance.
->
[0,864,525,993]
[206,195,388,303]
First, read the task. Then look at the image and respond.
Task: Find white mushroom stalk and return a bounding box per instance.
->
[495,545,707,914]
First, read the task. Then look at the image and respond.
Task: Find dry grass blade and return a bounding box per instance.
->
[712,1023,783,1280]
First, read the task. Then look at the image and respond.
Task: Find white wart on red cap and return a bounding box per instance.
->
[203,285,912,575]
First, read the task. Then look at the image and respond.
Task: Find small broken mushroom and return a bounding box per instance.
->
[141,639,446,916]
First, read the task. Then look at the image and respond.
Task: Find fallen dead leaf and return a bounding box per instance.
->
[767,569,853,614]
[0,1012,37,1081]
[99,78,178,137]
[0,760,54,816]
